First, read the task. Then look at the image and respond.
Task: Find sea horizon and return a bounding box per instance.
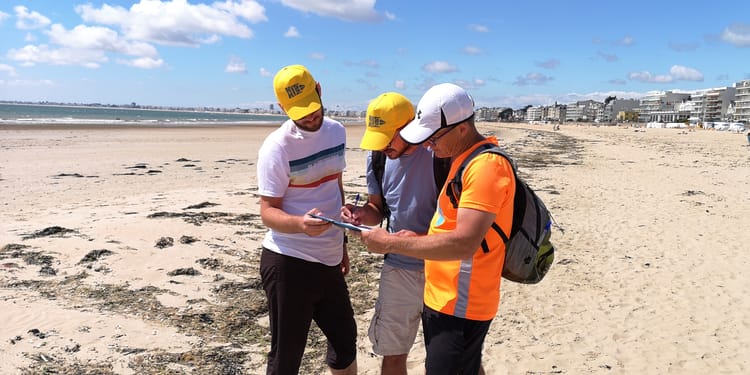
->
[0,102,291,126]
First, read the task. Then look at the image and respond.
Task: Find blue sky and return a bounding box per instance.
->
[1,1,749,111]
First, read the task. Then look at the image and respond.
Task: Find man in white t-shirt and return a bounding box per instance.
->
[257,64,357,375]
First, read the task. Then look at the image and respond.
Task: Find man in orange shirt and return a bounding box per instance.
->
[358,83,515,374]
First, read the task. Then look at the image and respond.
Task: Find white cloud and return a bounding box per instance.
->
[7,0,269,70]
[280,0,381,22]
[627,65,703,83]
[259,67,271,77]
[7,44,108,68]
[225,56,247,73]
[721,23,750,47]
[616,36,634,46]
[14,6,51,30]
[310,52,325,60]
[76,0,267,47]
[0,11,10,24]
[669,65,703,81]
[0,64,18,77]
[628,71,673,83]
[384,11,395,21]
[47,24,159,58]
[469,24,489,33]
[453,78,485,90]
[394,80,405,89]
[214,0,268,23]
[463,45,482,55]
[284,26,300,38]
[513,72,554,86]
[423,61,458,73]
[119,56,164,69]
[24,32,36,42]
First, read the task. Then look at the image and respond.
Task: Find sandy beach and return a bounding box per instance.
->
[1,122,749,374]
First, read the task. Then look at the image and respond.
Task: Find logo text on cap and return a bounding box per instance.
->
[368,116,386,127]
[285,83,305,99]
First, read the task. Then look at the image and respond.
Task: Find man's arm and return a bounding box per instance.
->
[259,196,331,237]
[360,207,495,260]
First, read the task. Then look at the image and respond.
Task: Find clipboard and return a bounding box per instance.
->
[308,213,372,232]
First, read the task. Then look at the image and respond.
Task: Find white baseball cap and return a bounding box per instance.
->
[400,83,475,144]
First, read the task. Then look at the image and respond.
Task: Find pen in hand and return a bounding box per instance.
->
[353,193,361,212]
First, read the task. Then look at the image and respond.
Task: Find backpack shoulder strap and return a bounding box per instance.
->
[371,150,386,190]
[446,143,504,209]
[370,151,390,228]
[446,143,515,253]
[432,156,452,190]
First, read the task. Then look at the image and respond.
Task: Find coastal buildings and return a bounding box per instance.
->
[499,78,748,126]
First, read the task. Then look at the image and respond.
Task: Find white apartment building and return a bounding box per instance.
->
[734,80,750,123]
[638,91,691,123]
[565,100,601,122]
[526,106,543,121]
[704,87,736,121]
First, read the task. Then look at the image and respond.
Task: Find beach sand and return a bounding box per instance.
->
[1,122,749,374]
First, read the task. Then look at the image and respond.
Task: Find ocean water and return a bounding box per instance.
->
[0,103,289,126]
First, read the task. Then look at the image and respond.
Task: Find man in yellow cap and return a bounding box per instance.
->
[358,83,511,374]
[257,64,357,374]
[341,92,449,375]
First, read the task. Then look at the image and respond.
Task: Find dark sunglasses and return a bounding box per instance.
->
[425,124,460,147]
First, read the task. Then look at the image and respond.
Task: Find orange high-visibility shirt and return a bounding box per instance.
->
[424,138,515,321]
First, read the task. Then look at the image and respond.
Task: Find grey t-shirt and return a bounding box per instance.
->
[366,147,441,271]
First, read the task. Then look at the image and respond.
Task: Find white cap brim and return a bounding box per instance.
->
[400,116,440,144]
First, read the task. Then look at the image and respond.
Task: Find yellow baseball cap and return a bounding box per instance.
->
[273,65,321,120]
[360,92,415,150]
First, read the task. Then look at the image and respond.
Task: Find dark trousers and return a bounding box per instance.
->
[422,305,492,375]
[260,248,356,374]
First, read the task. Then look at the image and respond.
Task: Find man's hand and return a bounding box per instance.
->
[340,203,362,225]
[340,194,384,227]
[358,227,392,254]
[302,209,332,236]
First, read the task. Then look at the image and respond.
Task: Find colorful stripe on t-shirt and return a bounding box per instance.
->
[288,143,345,188]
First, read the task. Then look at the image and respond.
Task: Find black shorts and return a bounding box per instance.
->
[260,248,357,374]
[422,305,492,375]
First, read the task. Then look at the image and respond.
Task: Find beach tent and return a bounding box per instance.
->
[713,122,729,131]
[728,123,746,132]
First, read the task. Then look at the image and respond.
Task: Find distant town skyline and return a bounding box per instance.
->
[1,1,749,111]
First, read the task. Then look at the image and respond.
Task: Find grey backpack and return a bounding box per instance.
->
[446,144,555,284]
